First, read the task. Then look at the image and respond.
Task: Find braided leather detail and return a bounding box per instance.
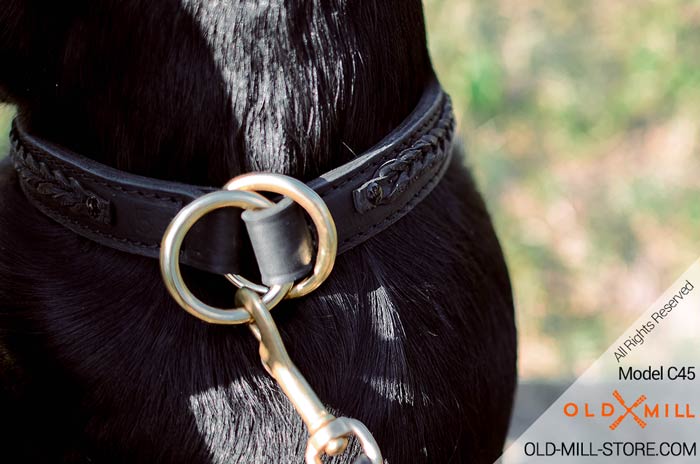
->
[352,95,455,213]
[10,132,112,225]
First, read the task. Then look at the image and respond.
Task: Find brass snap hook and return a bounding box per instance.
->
[236,288,383,464]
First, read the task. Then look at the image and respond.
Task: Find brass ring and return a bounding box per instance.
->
[160,189,292,324]
[224,173,338,298]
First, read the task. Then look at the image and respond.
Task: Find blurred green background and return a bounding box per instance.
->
[2,0,699,382]
[424,0,700,380]
[0,106,11,156]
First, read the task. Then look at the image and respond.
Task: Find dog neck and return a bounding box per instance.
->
[3,1,433,186]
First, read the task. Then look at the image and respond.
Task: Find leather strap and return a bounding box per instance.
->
[242,198,314,285]
[10,127,245,274]
[9,79,454,283]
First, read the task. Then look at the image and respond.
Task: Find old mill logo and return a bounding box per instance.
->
[564,390,696,430]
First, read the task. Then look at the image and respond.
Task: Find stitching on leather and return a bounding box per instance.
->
[332,94,453,247]
[9,89,451,260]
[16,173,160,251]
[317,95,446,198]
[13,148,232,261]
[351,99,453,213]
[339,139,451,248]
[12,93,446,207]
[39,154,184,204]
[319,98,443,196]
[12,130,186,205]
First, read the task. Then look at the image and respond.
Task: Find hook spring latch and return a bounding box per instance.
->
[160,173,383,464]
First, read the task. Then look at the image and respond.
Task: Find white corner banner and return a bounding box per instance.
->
[498,258,700,463]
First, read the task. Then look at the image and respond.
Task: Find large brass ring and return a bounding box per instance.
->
[224,173,338,299]
[160,189,292,324]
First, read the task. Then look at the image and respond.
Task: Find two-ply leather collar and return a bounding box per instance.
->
[9,79,455,280]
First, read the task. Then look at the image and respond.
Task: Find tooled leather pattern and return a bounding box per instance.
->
[10,133,113,225]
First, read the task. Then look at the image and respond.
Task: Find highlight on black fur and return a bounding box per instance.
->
[0,1,516,463]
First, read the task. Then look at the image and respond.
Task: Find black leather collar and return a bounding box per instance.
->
[9,80,454,281]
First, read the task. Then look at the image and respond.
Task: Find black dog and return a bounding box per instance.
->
[0,1,516,462]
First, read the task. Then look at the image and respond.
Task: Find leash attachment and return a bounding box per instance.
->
[159,172,337,324]
[160,173,383,463]
[237,288,382,464]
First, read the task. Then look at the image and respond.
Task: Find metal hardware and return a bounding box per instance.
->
[236,288,383,464]
[306,417,383,464]
[161,173,338,323]
[225,273,268,294]
[160,189,291,324]
[161,173,381,462]
[224,173,337,299]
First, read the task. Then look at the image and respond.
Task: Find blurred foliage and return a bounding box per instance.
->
[0,105,12,156]
[425,0,700,378]
[1,1,699,379]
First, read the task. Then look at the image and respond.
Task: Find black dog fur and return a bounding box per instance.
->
[0,1,516,462]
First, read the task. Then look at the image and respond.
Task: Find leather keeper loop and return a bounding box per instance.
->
[242,198,314,286]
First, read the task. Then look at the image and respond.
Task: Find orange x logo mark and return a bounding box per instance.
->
[609,390,647,430]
